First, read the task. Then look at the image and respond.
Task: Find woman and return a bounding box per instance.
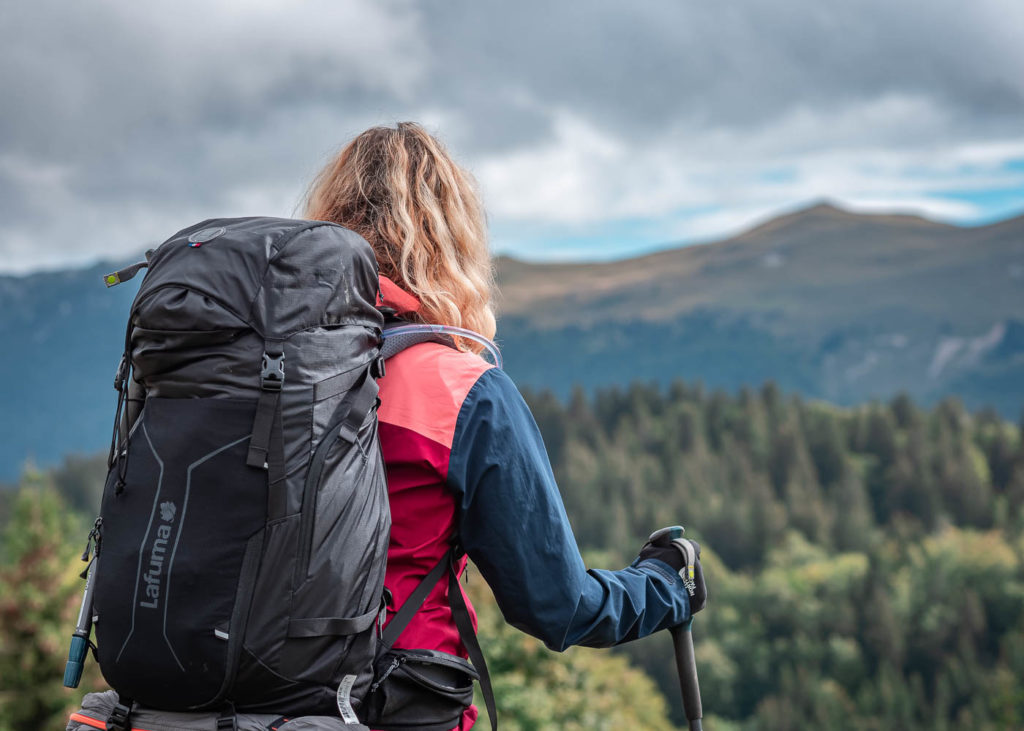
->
[304,122,706,730]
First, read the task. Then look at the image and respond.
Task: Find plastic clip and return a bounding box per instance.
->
[113,355,128,392]
[260,352,285,391]
[106,700,132,731]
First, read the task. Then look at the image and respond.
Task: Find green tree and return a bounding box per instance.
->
[468,577,679,731]
[0,473,105,731]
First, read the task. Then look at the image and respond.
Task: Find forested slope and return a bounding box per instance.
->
[2,382,1023,729]
[527,381,1024,729]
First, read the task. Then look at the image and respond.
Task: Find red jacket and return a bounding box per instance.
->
[375,279,489,729]
[374,278,692,730]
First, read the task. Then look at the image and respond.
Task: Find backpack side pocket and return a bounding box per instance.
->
[362,648,477,731]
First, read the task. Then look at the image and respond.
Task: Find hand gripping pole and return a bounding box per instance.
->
[649,526,704,731]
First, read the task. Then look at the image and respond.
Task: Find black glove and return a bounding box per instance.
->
[636,526,707,614]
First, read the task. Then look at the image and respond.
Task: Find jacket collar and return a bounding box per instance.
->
[377,275,420,316]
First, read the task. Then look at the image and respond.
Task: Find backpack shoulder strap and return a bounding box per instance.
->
[446,551,498,731]
[380,320,455,361]
[380,547,498,731]
[379,548,453,652]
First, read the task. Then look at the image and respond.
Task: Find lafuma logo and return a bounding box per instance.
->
[140,501,177,610]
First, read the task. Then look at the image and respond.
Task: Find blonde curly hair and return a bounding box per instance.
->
[305,122,496,350]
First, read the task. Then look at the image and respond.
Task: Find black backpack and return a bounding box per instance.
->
[93,218,390,720]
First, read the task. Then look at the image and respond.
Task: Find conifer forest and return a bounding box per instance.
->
[2,381,1023,730]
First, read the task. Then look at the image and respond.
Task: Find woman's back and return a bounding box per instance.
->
[377,340,492,655]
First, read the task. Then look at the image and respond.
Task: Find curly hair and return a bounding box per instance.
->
[305,122,496,349]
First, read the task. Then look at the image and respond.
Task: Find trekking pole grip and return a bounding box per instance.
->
[671,618,703,731]
[647,526,704,730]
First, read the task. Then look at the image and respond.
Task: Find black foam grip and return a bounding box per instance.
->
[671,624,703,728]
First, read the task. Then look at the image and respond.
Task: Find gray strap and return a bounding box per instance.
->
[102,260,149,288]
[380,326,453,360]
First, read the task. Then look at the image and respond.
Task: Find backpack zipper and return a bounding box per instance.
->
[369,656,404,695]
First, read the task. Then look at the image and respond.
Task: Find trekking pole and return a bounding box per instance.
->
[670,619,703,731]
[64,518,101,688]
[64,559,96,687]
[649,526,703,731]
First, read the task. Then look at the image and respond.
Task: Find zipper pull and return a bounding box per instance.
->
[369,656,403,695]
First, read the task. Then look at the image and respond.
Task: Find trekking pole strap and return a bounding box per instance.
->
[447,557,498,731]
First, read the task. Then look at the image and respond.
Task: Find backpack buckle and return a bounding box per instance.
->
[216,702,237,731]
[106,700,132,731]
[260,352,285,391]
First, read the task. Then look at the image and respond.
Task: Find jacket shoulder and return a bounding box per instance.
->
[378,343,494,449]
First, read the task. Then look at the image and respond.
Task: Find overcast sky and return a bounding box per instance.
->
[2,0,1023,273]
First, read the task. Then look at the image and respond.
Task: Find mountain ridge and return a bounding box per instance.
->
[2,201,1023,480]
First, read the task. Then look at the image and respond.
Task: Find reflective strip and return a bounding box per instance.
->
[68,712,154,731]
[214,628,229,640]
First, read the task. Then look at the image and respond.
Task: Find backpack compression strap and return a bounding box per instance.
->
[102,250,154,288]
[380,548,498,731]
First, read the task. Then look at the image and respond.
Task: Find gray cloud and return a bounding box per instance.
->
[417,0,1024,148]
[1,0,1022,271]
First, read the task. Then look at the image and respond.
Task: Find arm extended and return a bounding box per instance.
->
[447,368,691,651]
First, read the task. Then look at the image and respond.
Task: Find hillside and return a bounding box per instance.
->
[6,378,1024,729]
[496,203,1024,412]
[1,202,1023,479]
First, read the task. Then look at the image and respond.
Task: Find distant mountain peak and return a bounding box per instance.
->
[796,200,849,216]
[736,199,951,241]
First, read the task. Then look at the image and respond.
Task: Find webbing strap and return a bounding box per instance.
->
[216,704,237,731]
[448,560,498,731]
[102,259,149,288]
[336,366,378,443]
[380,546,498,730]
[69,713,106,731]
[245,387,280,468]
[287,605,381,638]
[246,346,284,471]
[70,712,154,731]
[379,549,454,651]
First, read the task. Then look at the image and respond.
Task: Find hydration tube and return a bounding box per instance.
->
[382,324,503,369]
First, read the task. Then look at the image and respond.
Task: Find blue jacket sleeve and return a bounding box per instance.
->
[446,367,691,651]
